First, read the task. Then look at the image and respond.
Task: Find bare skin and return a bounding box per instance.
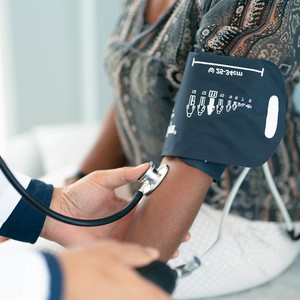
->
[144,0,175,24]
[0,160,190,258]
[57,240,171,300]
[63,113,211,262]
[1,165,173,300]
[125,157,213,261]
[123,0,212,261]
[1,165,149,244]
[41,164,150,247]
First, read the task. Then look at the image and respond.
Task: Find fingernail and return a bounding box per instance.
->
[145,247,160,258]
[135,162,150,169]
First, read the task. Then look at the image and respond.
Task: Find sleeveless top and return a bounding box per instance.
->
[104,0,300,222]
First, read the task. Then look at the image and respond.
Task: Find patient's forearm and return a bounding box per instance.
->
[124,156,213,262]
[79,105,126,173]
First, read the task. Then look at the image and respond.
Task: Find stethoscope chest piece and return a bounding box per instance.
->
[138,162,169,195]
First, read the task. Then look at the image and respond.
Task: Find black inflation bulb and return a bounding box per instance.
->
[136,260,177,294]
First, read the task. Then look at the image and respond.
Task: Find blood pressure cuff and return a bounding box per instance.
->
[162,51,286,176]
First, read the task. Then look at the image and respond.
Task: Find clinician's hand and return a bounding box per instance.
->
[41,164,150,247]
[57,240,172,300]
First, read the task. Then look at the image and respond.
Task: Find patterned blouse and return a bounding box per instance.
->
[105,0,300,222]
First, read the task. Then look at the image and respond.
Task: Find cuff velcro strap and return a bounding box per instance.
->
[162,51,286,168]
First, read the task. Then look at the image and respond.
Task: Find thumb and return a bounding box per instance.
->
[90,163,150,189]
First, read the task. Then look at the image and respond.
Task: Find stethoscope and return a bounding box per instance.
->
[0,155,299,294]
[0,156,168,226]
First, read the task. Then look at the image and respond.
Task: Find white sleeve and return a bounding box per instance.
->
[0,247,50,300]
[0,170,31,227]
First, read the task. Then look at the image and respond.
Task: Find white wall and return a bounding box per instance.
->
[1,0,120,138]
[0,0,14,152]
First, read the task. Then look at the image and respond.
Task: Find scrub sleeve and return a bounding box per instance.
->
[0,178,63,300]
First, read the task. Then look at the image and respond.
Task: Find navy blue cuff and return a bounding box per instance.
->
[0,179,53,243]
[42,252,63,300]
[179,157,226,182]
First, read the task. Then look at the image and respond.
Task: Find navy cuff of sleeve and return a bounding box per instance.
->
[42,252,63,300]
[179,157,226,182]
[0,179,53,243]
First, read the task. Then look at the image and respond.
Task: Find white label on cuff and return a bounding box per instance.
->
[265,95,279,139]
